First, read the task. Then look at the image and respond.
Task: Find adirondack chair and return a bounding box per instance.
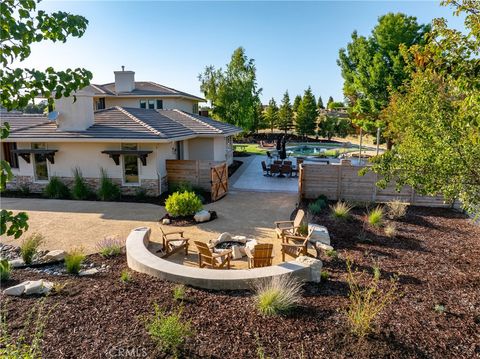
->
[158,226,190,258]
[194,241,232,269]
[261,161,271,176]
[245,243,274,269]
[281,228,314,261]
[274,209,305,240]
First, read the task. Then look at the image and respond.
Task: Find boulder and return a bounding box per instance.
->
[308,224,331,246]
[24,279,53,295]
[296,256,323,283]
[44,249,66,262]
[3,282,26,296]
[162,218,171,225]
[8,258,25,268]
[194,210,211,223]
[79,268,99,276]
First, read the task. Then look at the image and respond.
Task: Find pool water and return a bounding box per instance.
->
[287,145,357,157]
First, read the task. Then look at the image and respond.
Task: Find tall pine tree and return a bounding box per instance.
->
[327,96,334,109]
[263,98,279,133]
[293,95,302,114]
[278,91,293,134]
[295,87,317,137]
[317,96,324,110]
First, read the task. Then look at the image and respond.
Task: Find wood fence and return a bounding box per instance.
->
[166,160,226,194]
[299,163,456,208]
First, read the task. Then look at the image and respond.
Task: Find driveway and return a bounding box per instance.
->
[1,191,299,268]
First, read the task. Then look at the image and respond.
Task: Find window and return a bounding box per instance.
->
[147,100,155,109]
[192,103,199,114]
[2,142,18,169]
[122,144,139,184]
[156,99,163,109]
[95,98,105,110]
[32,143,48,181]
[140,100,146,109]
[176,141,184,160]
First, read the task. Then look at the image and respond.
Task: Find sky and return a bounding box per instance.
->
[21,1,465,104]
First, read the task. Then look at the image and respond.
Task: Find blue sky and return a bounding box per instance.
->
[23,1,464,104]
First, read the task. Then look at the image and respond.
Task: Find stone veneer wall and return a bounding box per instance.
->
[7,175,161,197]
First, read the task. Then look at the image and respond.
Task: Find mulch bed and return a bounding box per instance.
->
[159,211,218,227]
[1,206,479,358]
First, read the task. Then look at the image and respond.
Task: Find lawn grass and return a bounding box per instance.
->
[234,144,267,155]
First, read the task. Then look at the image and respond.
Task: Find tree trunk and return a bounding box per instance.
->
[386,138,393,150]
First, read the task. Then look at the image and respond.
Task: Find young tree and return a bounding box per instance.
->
[337,13,430,148]
[293,95,302,114]
[278,91,293,134]
[317,96,324,110]
[263,98,279,133]
[295,87,317,137]
[327,101,345,110]
[1,0,92,238]
[318,114,352,140]
[326,96,334,109]
[365,0,480,216]
[198,47,262,133]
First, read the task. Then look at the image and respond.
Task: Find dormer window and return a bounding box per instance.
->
[140,99,155,109]
[140,100,146,109]
[156,100,163,109]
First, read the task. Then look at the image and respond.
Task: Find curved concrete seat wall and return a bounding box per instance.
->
[126,227,322,290]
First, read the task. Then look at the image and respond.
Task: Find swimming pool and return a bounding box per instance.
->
[287,144,358,158]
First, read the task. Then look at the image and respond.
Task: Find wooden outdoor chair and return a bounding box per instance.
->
[281,228,314,261]
[274,209,305,239]
[280,164,292,177]
[245,243,274,269]
[158,226,190,258]
[194,241,232,269]
[283,160,292,166]
[274,160,283,165]
[261,161,271,176]
[270,163,280,177]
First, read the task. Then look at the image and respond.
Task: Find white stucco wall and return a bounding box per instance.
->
[213,137,228,162]
[187,138,214,161]
[102,97,198,113]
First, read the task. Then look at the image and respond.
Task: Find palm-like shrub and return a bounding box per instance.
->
[367,206,384,227]
[64,248,86,274]
[97,168,121,201]
[254,275,302,316]
[0,259,12,281]
[71,168,93,200]
[20,233,44,265]
[165,191,203,217]
[384,223,397,238]
[330,202,353,220]
[44,177,70,199]
[385,200,408,219]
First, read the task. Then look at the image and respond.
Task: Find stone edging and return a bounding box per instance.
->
[126,227,322,290]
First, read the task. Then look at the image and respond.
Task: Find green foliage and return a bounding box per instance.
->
[134,187,147,200]
[0,260,12,282]
[327,101,345,110]
[254,276,302,316]
[263,98,279,133]
[318,114,353,140]
[71,168,93,200]
[173,285,186,301]
[278,91,294,133]
[367,206,384,227]
[146,304,192,358]
[330,202,353,220]
[385,200,408,219]
[64,248,85,274]
[293,95,302,114]
[345,258,398,337]
[320,271,329,281]
[325,249,338,259]
[169,181,206,203]
[21,101,48,114]
[120,269,131,283]
[326,96,334,109]
[338,13,430,141]
[165,191,203,217]
[198,47,262,132]
[43,177,70,199]
[20,233,44,265]
[97,168,121,201]
[0,210,29,239]
[434,304,446,314]
[308,198,327,215]
[317,96,324,110]
[96,236,123,258]
[297,223,309,237]
[295,87,317,137]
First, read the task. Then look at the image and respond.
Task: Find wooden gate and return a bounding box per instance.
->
[211,162,228,201]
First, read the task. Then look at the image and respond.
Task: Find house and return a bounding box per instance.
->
[1,69,241,196]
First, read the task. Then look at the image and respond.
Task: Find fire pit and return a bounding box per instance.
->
[210,233,257,260]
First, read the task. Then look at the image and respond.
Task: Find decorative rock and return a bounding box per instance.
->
[79,268,99,276]
[44,249,66,262]
[162,218,171,225]
[24,280,53,295]
[8,258,25,268]
[194,210,211,223]
[3,282,26,296]
[308,224,331,246]
[296,256,323,283]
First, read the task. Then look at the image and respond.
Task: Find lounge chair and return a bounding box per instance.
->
[281,228,314,261]
[274,209,305,239]
[194,241,232,269]
[261,161,271,176]
[158,226,190,258]
[245,243,274,269]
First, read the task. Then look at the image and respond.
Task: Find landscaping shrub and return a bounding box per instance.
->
[20,233,44,265]
[254,275,302,316]
[44,177,70,199]
[320,271,329,281]
[173,284,186,301]
[146,304,192,358]
[308,201,324,215]
[345,258,397,337]
[135,187,147,200]
[19,184,30,196]
[165,191,203,217]
[297,223,309,236]
[97,168,121,201]
[96,235,123,258]
[330,202,353,220]
[64,248,86,274]
[325,249,338,259]
[386,200,408,219]
[120,269,131,283]
[0,259,12,281]
[384,223,397,238]
[71,168,93,200]
[169,181,193,193]
[367,206,384,227]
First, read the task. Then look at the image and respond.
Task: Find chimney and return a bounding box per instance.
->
[54,89,95,131]
[114,66,135,93]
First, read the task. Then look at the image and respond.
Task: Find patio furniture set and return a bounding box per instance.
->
[157,208,330,270]
[261,158,304,178]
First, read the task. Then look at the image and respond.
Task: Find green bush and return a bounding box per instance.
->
[20,233,44,265]
[97,168,121,201]
[0,259,12,281]
[297,223,309,236]
[169,181,194,193]
[71,168,93,200]
[173,284,186,301]
[367,206,384,227]
[146,305,192,358]
[325,249,338,259]
[64,248,85,274]
[308,201,325,215]
[320,271,329,281]
[254,276,302,316]
[330,202,353,220]
[44,177,70,199]
[165,191,203,217]
[96,236,123,258]
[120,269,131,283]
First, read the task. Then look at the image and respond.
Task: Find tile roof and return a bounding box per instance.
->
[1,107,241,141]
[87,82,205,101]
